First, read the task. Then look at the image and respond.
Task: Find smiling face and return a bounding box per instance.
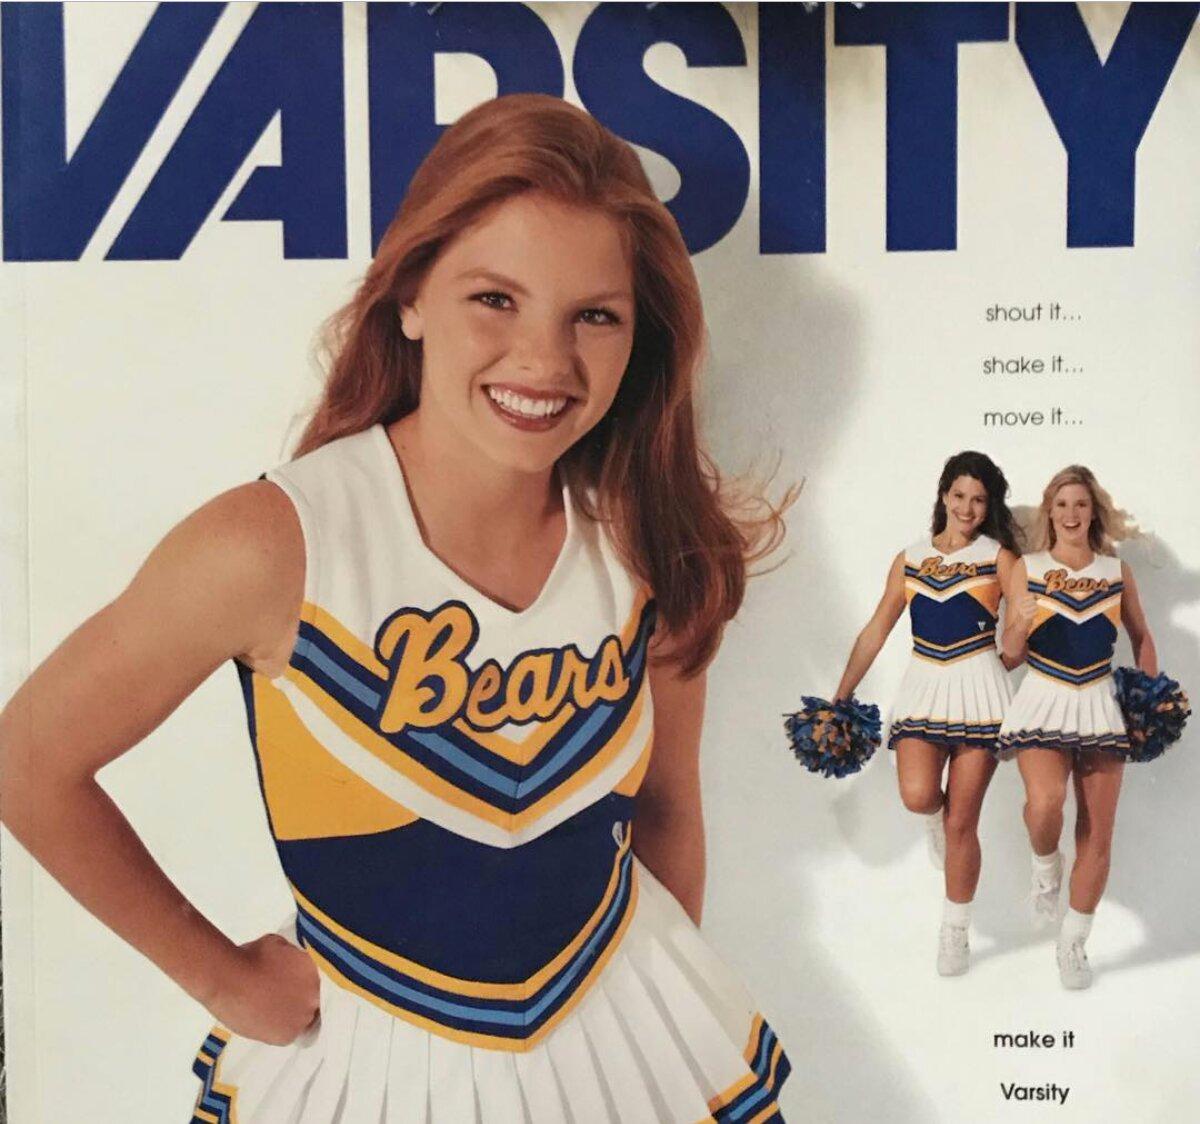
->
[1050,482,1094,548]
[941,474,988,539]
[398,192,637,475]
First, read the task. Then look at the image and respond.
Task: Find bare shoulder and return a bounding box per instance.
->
[124,479,305,671]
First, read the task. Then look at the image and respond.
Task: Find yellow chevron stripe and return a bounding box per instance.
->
[253,677,418,840]
[965,583,1001,616]
[301,600,388,678]
[1028,652,1111,676]
[192,1026,239,1124]
[913,631,995,653]
[284,667,649,832]
[294,588,652,767]
[613,733,654,796]
[301,872,640,1053]
[1032,592,1122,621]
[702,1015,786,1122]
[912,647,996,666]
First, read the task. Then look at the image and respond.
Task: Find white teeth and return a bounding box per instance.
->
[486,386,568,419]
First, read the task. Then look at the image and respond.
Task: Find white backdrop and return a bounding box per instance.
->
[3,3,1199,1121]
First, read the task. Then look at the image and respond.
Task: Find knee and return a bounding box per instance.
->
[899,778,941,815]
[1024,785,1067,822]
[1076,828,1115,862]
[944,807,979,844]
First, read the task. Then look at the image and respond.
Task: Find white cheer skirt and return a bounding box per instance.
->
[996,669,1130,759]
[887,649,1013,753]
[188,860,790,1123]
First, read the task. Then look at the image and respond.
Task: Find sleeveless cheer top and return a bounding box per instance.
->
[902,534,1003,665]
[1023,551,1124,686]
[238,424,657,1051]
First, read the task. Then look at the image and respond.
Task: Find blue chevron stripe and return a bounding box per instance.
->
[712,1018,792,1123]
[1028,580,1123,613]
[1027,653,1112,685]
[190,1031,234,1123]
[287,600,655,812]
[912,632,996,662]
[295,845,635,1043]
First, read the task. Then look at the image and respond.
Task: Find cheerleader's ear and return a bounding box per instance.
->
[399,303,425,341]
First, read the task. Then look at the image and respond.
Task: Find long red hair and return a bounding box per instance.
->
[294,93,793,675]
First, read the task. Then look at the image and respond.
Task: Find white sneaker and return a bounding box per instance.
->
[937,922,969,976]
[1030,852,1063,927]
[1056,938,1093,989]
[925,808,946,870]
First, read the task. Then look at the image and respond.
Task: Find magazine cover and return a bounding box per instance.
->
[2,2,1198,1121]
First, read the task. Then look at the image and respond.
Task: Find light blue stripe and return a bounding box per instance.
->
[725,1028,777,1121]
[511,626,650,796]
[302,621,651,801]
[296,636,381,708]
[914,637,994,660]
[517,702,615,796]
[407,729,521,796]
[520,854,633,1022]
[298,852,633,1029]
[1029,585,1123,611]
[409,631,650,799]
[1028,655,1111,683]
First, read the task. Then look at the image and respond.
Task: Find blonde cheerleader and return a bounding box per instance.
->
[999,466,1157,991]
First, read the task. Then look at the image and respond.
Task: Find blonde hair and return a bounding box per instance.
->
[1033,465,1136,554]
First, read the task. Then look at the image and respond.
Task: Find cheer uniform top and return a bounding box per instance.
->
[188,423,790,1123]
[886,533,1013,751]
[997,551,1130,757]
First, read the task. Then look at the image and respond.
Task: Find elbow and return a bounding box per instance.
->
[0,736,96,844]
[637,783,703,831]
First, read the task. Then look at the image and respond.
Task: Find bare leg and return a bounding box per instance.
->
[1017,748,1073,855]
[894,738,949,814]
[943,747,998,903]
[1069,752,1125,912]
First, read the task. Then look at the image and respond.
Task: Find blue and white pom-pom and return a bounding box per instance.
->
[783,695,881,778]
[1113,667,1191,763]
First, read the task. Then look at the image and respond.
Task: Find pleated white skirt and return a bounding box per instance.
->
[887,649,1014,752]
[996,669,1130,758]
[188,860,790,1123]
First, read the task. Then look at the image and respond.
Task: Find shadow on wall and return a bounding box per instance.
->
[1092,533,1200,974]
[698,237,937,1119]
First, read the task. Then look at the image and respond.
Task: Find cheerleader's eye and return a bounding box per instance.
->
[579,307,623,327]
[472,291,514,311]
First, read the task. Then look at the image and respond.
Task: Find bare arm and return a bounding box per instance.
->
[633,634,708,925]
[1000,555,1034,668]
[0,480,318,1043]
[1120,562,1159,676]
[996,549,1029,670]
[833,552,907,701]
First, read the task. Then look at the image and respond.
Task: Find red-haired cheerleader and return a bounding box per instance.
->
[0,94,796,1121]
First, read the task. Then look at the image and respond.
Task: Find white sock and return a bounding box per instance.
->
[1032,849,1062,874]
[943,898,971,928]
[1060,907,1094,945]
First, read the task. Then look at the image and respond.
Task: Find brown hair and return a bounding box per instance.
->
[1033,465,1136,554]
[294,93,793,676]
